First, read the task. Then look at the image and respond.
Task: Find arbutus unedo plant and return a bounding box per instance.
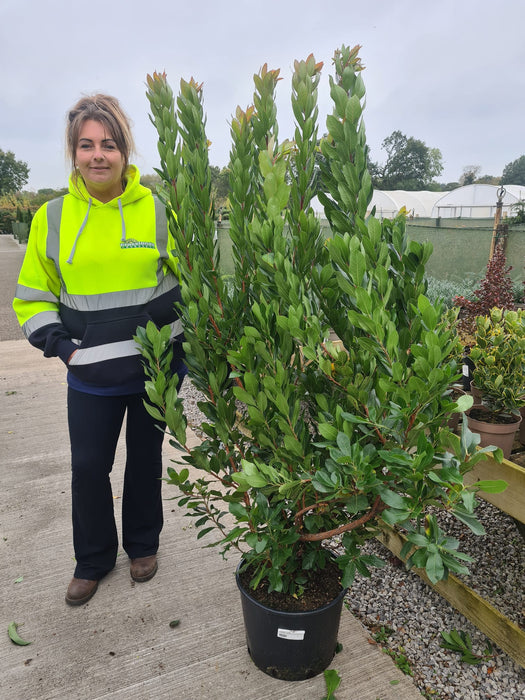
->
[138,46,505,598]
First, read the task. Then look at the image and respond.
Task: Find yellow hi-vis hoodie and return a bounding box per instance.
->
[13,165,184,390]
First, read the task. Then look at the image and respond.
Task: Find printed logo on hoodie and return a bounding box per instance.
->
[120,238,155,249]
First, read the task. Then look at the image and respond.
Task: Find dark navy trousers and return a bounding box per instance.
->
[67,388,165,580]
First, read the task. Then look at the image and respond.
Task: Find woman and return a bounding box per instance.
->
[13,94,185,606]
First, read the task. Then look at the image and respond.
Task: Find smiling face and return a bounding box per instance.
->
[75,119,125,202]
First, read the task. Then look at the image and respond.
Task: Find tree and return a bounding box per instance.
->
[509,199,525,225]
[475,175,500,185]
[501,155,525,186]
[143,168,230,212]
[370,130,443,190]
[209,165,229,209]
[459,165,481,186]
[458,166,499,186]
[140,172,162,191]
[29,187,68,207]
[0,149,29,194]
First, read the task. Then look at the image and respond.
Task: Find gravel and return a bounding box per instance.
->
[345,506,524,700]
[179,378,525,699]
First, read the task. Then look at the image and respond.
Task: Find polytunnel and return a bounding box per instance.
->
[431,184,525,219]
[311,190,442,218]
[368,190,442,219]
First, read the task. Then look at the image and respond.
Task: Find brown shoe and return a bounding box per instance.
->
[65,577,98,606]
[130,555,158,582]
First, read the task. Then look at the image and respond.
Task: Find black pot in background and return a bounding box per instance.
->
[236,563,347,681]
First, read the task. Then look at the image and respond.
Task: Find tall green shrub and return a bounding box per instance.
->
[139,47,502,596]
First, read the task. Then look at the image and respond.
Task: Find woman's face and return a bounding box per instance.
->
[75,119,125,202]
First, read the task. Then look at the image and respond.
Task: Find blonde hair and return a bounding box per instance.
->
[66,94,135,182]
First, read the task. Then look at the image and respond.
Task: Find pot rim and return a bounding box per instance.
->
[235,559,348,617]
[467,404,522,426]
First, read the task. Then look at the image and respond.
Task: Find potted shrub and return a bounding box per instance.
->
[138,46,504,681]
[467,307,525,458]
[454,243,515,392]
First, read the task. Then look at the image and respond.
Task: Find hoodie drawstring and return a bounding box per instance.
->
[118,198,127,243]
[66,197,126,264]
[67,199,92,264]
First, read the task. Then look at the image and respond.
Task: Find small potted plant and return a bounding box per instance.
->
[453,243,515,393]
[467,307,525,458]
[138,47,504,682]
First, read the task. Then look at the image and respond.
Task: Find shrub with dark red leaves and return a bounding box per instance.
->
[454,244,515,343]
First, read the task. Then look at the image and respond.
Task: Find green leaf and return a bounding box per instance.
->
[472,479,507,494]
[439,629,488,665]
[345,94,362,125]
[336,431,353,455]
[348,249,366,286]
[233,387,257,406]
[229,501,248,520]
[425,551,445,584]
[221,526,249,544]
[312,471,338,494]
[239,461,268,488]
[196,527,215,540]
[377,487,409,510]
[318,422,339,441]
[8,621,31,646]
[455,393,473,413]
[452,508,486,536]
[284,434,304,457]
[417,294,437,329]
[322,668,342,699]
[381,508,412,526]
[341,561,356,588]
[143,402,165,423]
[406,532,428,547]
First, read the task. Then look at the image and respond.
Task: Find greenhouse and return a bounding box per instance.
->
[367,190,442,219]
[314,184,525,221]
[431,183,525,219]
[312,190,442,218]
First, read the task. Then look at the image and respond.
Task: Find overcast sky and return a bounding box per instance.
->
[2,0,524,192]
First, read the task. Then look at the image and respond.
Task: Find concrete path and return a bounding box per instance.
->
[0,234,423,699]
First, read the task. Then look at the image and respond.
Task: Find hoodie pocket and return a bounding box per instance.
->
[68,313,151,386]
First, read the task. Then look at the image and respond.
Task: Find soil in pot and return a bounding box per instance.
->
[238,558,342,612]
[468,406,520,426]
[237,559,346,681]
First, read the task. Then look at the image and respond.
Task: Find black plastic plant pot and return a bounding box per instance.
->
[236,563,347,681]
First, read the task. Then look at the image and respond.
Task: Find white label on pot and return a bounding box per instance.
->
[462,364,469,376]
[277,628,305,641]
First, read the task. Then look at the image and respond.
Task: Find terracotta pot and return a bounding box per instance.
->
[520,406,525,445]
[469,382,483,405]
[467,405,522,460]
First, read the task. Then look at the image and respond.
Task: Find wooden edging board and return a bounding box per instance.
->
[462,453,525,524]
[377,524,525,669]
